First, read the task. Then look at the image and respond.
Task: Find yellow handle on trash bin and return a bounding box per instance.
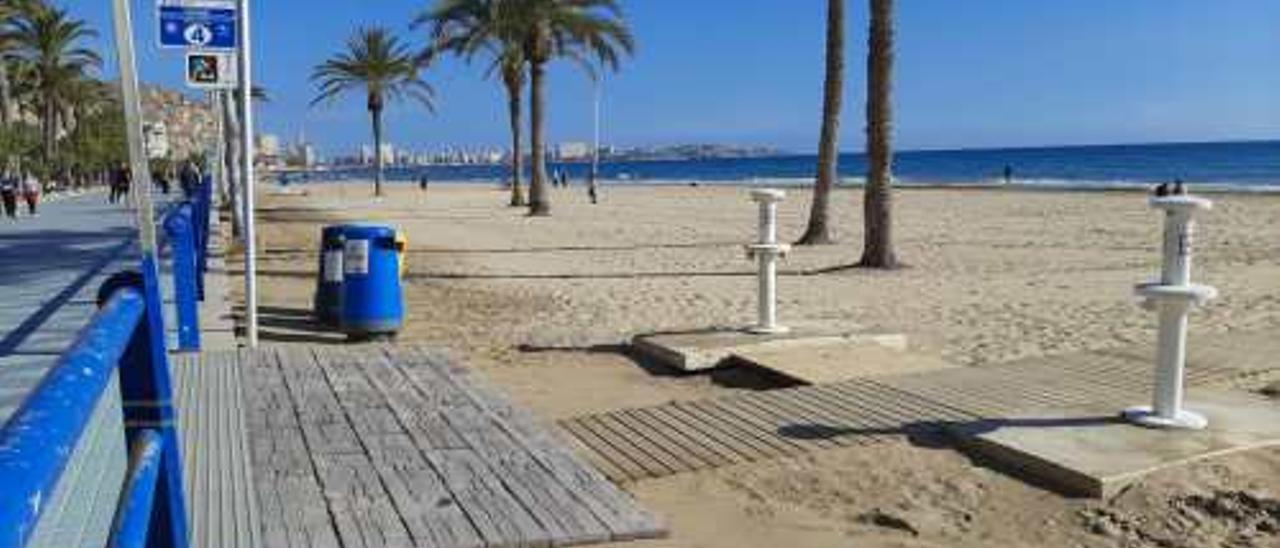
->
[394,231,408,278]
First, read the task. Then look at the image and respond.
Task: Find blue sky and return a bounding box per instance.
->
[76,0,1280,156]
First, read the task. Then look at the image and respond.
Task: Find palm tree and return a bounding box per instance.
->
[419,0,528,207]
[858,0,897,268]
[311,26,435,197]
[0,0,22,128]
[514,0,633,216]
[7,1,100,167]
[797,0,845,245]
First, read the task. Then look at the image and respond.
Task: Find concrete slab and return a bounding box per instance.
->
[952,389,1280,498]
[732,336,955,384]
[630,324,944,383]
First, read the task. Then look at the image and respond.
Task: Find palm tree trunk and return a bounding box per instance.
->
[858,0,897,268]
[797,0,845,246]
[222,90,244,239]
[527,60,550,216]
[506,80,527,207]
[42,99,56,166]
[372,104,385,197]
[0,62,12,128]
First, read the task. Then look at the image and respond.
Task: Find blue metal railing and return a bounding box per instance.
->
[0,291,143,546]
[162,177,213,352]
[0,284,188,548]
[0,176,216,547]
[109,430,164,548]
[165,203,201,351]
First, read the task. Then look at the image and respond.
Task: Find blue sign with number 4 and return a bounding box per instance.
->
[159,5,237,50]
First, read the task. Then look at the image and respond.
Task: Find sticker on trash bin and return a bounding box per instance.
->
[323,251,343,282]
[343,240,369,276]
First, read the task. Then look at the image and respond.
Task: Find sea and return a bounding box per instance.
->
[305,140,1280,192]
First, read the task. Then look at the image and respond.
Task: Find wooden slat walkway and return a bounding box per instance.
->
[172,351,260,548]
[239,345,665,548]
[560,332,1280,483]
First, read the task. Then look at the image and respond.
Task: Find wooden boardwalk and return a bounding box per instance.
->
[239,345,665,548]
[559,331,1280,483]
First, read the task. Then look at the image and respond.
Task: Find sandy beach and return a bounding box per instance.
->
[234,182,1280,547]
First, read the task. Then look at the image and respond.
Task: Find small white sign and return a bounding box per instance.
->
[323,251,343,282]
[344,240,369,276]
[185,52,237,89]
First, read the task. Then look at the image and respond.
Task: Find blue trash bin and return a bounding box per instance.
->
[339,223,404,338]
[313,225,346,325]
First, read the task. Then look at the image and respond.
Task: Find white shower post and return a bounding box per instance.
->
[1124,193,1216,430]
[746,189,790,334]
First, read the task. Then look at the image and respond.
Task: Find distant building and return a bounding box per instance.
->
[257,134,280,157]
[289,143,317,168]
[379,144,395,165]
[144,123,170,159]
[556,141,590,161]
[256,134,283,169]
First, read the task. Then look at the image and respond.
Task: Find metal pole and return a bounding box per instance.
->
[211,91,226,208]
[110,0,158,256]
[589,74,600,202]
[108,1,190,544]
[237,0,258,347]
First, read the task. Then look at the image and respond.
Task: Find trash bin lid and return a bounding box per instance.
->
[321,224,346,242]
[341,223,396,240]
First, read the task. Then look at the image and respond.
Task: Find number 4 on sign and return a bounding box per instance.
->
[184,23,211,46]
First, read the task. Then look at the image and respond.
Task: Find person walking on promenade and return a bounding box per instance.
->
[20,170,40,216]
[110,162,131,204]
[0,168,18,219]
[179,160,201,198]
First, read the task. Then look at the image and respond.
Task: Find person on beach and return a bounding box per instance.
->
[418,175,428,192]
[20,171,40,216]
[0,168,18,219]
[1003,164,1013,185]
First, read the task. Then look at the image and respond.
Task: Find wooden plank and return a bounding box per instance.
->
[671,399,799,458]
[789,383,923,439]
[172,349,261,548]
[274,347,409,547]
[228,350,262,548]
[350,347,555,547]
[805,381,935,432]
[243,348,342,548]
[591,413,693,475]
[309,347,490,548]
[620,407,728,468]
[651,403,776,463]
[742,390,872,447]
[641,405,756,465]
[558,418,649,483]
[390,346,666,541]
[361,348,614,546]
[852,380,980,423]
[703,395,835,451]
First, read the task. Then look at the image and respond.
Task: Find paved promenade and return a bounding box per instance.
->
[0,191,141,423]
